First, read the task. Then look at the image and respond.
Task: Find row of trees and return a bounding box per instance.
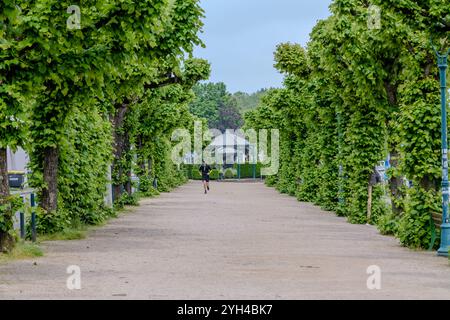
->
[0,0,210,251]
[231,89,268,114]
[245,0,449,249]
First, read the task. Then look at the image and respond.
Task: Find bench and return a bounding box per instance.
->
[429,211,442,251]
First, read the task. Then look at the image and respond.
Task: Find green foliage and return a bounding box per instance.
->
[192,168,203,180]
[265,176,278,187]
[149,138,189,193]
[209,169,219,180]
[1,0,447,254]
[114,192,140,209]
[231,89,269,114]
[190,82,226,127]
[59,105,113,226]
[15,242,43,258]
[217,98,244,132]
[185,165,259,180]
[370,185,391,225]
[33,207,71,236]
[131,59,209,199]
[0,194,21,235]
[224,169,235,179]
[185,165,202,180]
[245,0,448,250]
[28,103,114,231]
[39,227,87,241]
[182,59,212,87]
[0,241,43,263]
[235,163,261,179]
[274,43,310,77]
[138,176,160,198]
[398,187,440,249]
[0,0,208,238]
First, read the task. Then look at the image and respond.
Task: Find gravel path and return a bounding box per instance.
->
[0,181,449,300]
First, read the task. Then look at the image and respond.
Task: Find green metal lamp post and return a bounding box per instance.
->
[434,46,450,256]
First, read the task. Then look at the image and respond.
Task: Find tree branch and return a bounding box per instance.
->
[143,73,181,91]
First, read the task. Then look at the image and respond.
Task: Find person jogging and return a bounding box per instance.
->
[199,161,211,194]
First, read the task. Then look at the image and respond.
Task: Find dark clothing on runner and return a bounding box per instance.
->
[199,164,211,182]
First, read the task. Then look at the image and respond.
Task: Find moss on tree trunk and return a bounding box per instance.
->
[0,148,14,253]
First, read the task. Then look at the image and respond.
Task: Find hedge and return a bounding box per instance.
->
[185,163,262,180]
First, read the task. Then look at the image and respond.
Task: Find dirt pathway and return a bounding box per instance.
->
[1,181,449,299]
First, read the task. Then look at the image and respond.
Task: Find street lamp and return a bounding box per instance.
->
[433,45,450,256]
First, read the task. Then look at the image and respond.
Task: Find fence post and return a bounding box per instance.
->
[31,193,36,242]
[19,212,25,239]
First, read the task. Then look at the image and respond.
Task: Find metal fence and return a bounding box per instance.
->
[11,189,37,242]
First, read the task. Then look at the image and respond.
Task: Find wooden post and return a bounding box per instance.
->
[367,184,373,223]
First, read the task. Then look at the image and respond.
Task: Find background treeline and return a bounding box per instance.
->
[245,0,450,249]
[185,163,262,180]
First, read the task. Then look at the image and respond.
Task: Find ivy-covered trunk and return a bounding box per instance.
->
[41,147,59,213]
[111,103,130,201]
[0,147,13,252]
[148,159,153,177]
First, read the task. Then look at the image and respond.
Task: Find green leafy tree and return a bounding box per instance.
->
[190,82,243,131]
[245,0,449,249]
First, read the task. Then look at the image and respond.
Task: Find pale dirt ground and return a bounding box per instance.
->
[0,181,450,300]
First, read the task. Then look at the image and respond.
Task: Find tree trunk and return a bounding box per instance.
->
[111,103,129,201]
[148,159,152,177]
[367,184,373,223]
[124,133,132,196]
[112,182,122,203]
[383,79,403,215]
[137,135,146,174]
[125,171,132,196]
[0,148,14,252]
[41,147,59,213]
[389,151,404,215]
[420,175,438,192]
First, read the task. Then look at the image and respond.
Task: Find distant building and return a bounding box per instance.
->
[7,147,29,172]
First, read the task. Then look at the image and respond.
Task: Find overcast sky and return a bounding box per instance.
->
[193,0,332,93]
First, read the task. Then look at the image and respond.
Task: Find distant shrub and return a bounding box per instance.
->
[210,169,219,180]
